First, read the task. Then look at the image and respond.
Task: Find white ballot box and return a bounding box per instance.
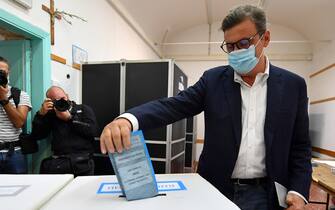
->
[41,173,240,210]
[0,174,73,210]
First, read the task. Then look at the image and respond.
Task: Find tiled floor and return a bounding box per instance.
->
[301,182,333,210]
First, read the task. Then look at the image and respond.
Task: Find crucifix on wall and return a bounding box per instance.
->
[42,0,61,45]
[42,0,87,46]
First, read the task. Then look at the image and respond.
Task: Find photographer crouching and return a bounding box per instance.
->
[31,86,98,176]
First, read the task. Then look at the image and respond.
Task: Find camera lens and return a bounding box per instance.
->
[0,69,8,87]
[53,98,70,112]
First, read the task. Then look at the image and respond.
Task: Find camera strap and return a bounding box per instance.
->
[8,87,21,108]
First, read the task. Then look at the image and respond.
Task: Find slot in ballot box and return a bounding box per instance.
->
[41,173,240,210]
[0,174,73,210]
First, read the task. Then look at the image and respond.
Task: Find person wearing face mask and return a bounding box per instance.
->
[31,86,98,176]
[0,56,32,174]
[99,5,311,210]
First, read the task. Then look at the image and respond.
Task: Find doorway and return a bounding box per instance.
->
[0,39,32,128]
[0,8,51,173]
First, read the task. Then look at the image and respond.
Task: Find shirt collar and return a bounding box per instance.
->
[234,56,270,85]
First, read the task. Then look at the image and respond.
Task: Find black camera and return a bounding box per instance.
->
[53,98,71,112]
[0,69,8,87]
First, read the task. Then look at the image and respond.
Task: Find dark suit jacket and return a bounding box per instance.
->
[128,64,312,209]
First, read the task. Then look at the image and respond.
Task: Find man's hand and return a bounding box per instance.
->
[54,109,71,121]
[100,118,132,154]
[286,193,306,210]
[0,85,9,101]
[39,98,53,115]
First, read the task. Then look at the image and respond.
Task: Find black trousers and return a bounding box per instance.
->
[40,154,94,177]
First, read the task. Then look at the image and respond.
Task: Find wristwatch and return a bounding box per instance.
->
[0,99,9,106]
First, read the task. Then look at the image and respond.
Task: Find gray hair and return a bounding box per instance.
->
[221,5,266,34]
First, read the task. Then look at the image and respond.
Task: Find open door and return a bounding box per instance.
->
[0,40,32,130]
[1,8,52,173]
[0,39,33,172]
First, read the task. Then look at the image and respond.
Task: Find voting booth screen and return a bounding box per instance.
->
[82,60,190,174]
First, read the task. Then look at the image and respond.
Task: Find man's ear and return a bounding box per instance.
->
[262,30,270,48]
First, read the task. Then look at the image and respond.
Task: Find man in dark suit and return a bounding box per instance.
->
[100,5,311,210]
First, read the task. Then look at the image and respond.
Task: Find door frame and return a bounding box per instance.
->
[0,8,51,172]
[0,8,51,107]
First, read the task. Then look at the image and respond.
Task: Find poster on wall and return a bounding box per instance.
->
[72,45,88,67]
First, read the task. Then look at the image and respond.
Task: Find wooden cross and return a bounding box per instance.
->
[42,0,62,45]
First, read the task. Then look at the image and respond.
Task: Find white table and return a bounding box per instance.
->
[41,173,240,210]
[0,174,73,210]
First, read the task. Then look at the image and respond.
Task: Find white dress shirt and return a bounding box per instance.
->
[231,58,269,179]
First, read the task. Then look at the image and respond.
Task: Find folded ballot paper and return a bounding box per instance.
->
[108,130,158,201]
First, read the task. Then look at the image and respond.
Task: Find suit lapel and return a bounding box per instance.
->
[222,65,283,152]
[264,65,283,151]
[223,68,242,149]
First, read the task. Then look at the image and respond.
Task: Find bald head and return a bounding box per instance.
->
[46,86,68,100]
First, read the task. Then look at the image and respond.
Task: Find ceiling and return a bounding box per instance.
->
[117,0,335,44]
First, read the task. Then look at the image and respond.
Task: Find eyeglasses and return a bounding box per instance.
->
[220,32,263,53]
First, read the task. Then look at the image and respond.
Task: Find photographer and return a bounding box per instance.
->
[0,56,32,174]
[31,86,98,176]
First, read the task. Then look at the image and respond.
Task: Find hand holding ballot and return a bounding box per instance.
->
[108,130,158,200]
[100,118,159,201]
[100,118,132,154]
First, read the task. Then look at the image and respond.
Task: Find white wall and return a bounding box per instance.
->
[0,0,158,102]
[309,40,335,158]
[171,21,313,160]
[164,21,312,60]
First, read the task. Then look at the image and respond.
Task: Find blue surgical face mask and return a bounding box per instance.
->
[228,36,264,75]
